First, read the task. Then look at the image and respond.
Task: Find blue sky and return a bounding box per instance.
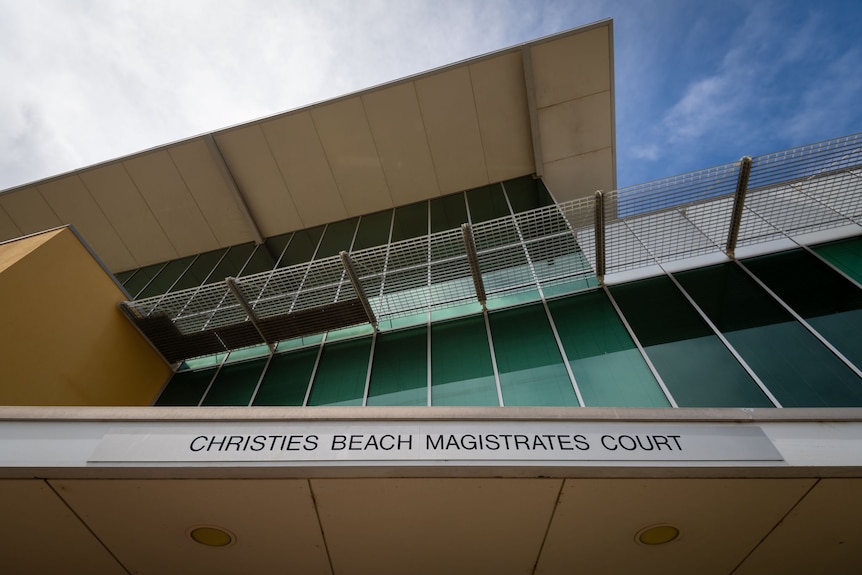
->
[1,0,860,191]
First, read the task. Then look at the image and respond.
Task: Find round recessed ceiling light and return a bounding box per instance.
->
[189,526,235,547]
[636,524,680,545]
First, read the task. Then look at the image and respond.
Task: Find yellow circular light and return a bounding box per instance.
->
[637,525,680,545]
[189,526,234,547]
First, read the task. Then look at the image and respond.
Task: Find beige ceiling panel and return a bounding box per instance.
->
[0,187,61,235]
[735,478,862,575]
[531,25,611,108]
[0,204,23,242]
[312,98,392,216]
[215,126,303,237]
[38,176,136,271]
[313,478,561,575]
[539,91,612,163]
[123,151,218,257]
[543,147,614,202]
[168,139,254,247]
[80,163,178,266]
[52,479,331,575]
[415,67,489,194]
[470,53,535,183]
[261,112,347,228]
[2,479,126,574]
[362,83,440,205]
[536,478,814,575]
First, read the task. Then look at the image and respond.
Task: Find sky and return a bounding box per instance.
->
[1,0,861,192]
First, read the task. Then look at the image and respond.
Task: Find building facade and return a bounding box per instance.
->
[1,20,862,575]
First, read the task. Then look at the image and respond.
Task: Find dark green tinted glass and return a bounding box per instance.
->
[610,276,772,407]
[208,243,255,281]
[137,256,195,298]
[115,269,137,285]
[467,184,510,223]
[252,347,319,406]
[743,249,862,370]
[316,218,359,259]
[200,358,267,406]
[155,368,217,406]
[238,243,279,276]
[431,315,499,406]
[504,176,545,214]
[367,328,428,406]
[813,236,862,284]
[124,262,166,299]
[488,304,577,406]
[307,337,373,406]
[431,193,468,233]
[279,226,325,267]
[676,263,862,406]
[172,249,228,291]
[353,210,393,250]
[391,202,428,242]
[548,291,669,407]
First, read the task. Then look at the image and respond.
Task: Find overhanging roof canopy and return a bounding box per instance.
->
[0,21,615,272]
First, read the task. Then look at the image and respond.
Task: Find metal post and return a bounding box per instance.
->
[594,190,606,282]
[461,223,487,308]
[726,156,752,258]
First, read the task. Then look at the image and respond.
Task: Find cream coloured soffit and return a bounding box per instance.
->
[0,19,615,272]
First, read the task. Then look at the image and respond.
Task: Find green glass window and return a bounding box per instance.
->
[504,176,553,214]
[307,337,373,406]
[675,263,862,406]
[155,368,217,406]
[431,193,468,233]
[124,262,166,299]
[743,249,862,370]
[115,269,137,285]
[467,184,510,223]
[547,291,669,407]
[279,226,325,267]
[488,304,578,406]
[200,358,267,406]
[353,210,393,250]
[367,327,428,406]
[137,255,195,298]
[813,236,862,284]
[252,347,319,406]
[391,202,428,242]
[431,315,499,406]
[316,218,359,259]
[172,249,228,291]
[609,276,772,407]
[208,243,256,282]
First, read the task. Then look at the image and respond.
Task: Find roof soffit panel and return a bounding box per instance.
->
[537,478,815,575]
[415,67,489,195]
[310,97,393,216]
[79,163,178,267]
[0,204,23,242]
[1,480,126,574]
[469,52,535,183]
[539,91,613,163]
[37,176,136,271]
[543,147,614,201]
[168,139,254,247]
[261,112,348,228]
[362,82,440,205]
[734,478,862,574]
[313,478,562,575]
[214,126,303,238]
[51,478,331,575]
[530,24,611,109]
[0,187,62,235]
[122,151,219,257]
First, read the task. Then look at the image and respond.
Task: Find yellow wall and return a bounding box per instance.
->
[0,229,171,405]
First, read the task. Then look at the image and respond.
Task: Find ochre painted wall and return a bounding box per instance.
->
[0,229,171,405]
